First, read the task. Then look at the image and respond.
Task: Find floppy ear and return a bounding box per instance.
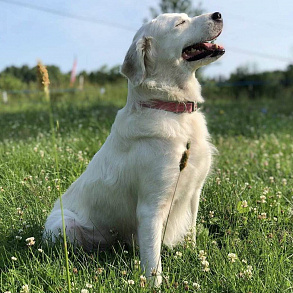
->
[121,37,154,86]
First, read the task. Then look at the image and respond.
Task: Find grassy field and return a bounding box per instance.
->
[0,86,292,293]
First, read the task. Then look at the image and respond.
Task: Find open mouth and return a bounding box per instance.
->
[182,41,225,62]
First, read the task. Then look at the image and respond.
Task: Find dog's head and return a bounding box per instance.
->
[121,12,224,87]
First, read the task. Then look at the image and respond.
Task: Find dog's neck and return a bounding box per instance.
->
[140,100,197,114]
[126,73,204,106]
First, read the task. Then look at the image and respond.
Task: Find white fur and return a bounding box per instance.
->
[44,12,224,287]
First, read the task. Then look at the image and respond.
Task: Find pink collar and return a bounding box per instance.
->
[140,100,197,114]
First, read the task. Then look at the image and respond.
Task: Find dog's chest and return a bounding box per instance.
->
[171,117,213,198]
[184,137,211,177]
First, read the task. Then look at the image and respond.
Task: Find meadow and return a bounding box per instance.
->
[0,84,292,292]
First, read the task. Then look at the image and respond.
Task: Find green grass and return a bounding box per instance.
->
[0,86,292,292]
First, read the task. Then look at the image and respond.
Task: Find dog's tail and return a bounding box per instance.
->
[43,209,111,251]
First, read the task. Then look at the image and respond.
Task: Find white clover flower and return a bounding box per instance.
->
[140,275,146,287]
[11,256,17,261]
[258,212,267,220]
[201,260,210,272]
[26,237,35,246]
[243,269,253,279]
[80,289,89,293]
[15,236,22,240]
[193,282,200,290]
[260,195,266,203]
[215,177,221,185]
[134,259,141,269]
[241,200,248,208]
[175,251,182,257]
[127,280,135,285]
[198,250,206,258]
[85,283,93,288]
[20,284,29,293]
[228,253,238,263]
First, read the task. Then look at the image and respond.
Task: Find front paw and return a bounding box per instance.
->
[148,274,162,288]
[185,229,196,247]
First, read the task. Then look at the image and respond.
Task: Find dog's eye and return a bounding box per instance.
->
[175,20,186,27]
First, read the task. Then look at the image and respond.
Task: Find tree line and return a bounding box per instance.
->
[0,64,124,91]
[0,63,292,100]
[202,64,293,99]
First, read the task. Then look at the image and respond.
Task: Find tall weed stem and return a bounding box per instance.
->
[37,61,72,293]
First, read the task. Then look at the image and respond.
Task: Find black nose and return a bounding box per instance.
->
[212,12,222,21]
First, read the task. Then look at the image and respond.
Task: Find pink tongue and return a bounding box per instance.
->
[202,42,224,50]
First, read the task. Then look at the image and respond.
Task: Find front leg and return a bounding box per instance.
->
[137,203,164,287]
[135,147,181,286]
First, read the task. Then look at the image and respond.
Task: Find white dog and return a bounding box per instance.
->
[44,12,224,286]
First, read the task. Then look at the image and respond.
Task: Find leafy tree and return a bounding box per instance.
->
[0,73,25,91]
[46,65,68,87]
[148,0,204,19]
[87,65,124,85]
[228,65,285,99]
[2,65,37,84]
[283,64,293,87]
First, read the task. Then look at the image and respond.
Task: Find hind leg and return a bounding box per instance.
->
[43,209,111,251]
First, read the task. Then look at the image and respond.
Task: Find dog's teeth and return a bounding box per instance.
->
[182,52,189,59]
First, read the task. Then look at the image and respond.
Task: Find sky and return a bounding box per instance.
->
[0,0,293,79]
